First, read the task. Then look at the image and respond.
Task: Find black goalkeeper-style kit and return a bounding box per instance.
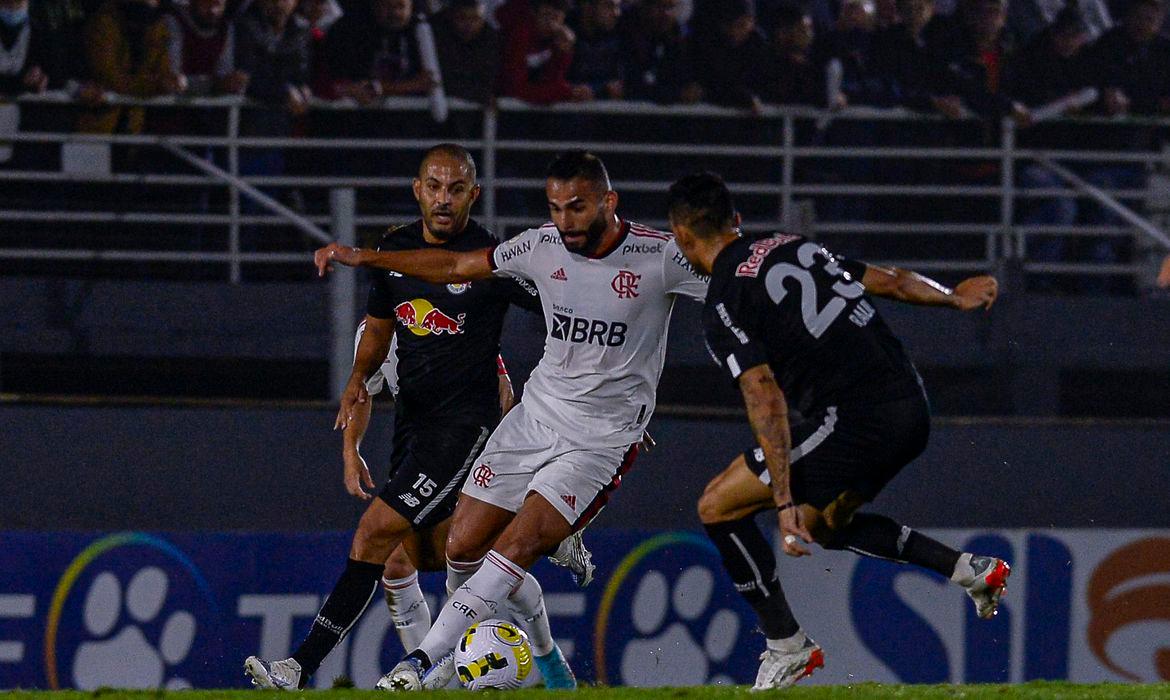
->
[366,219,541,527]
[703,233,929,509]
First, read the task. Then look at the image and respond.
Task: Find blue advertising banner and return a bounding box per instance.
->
[0,530,758,689]
[2,529,1168,689]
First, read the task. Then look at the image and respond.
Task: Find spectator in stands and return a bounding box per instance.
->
[685,0,770,111]
[322,0,432,104]
[1007,0,1091,107]
[871,0,949,111]
[78,0,185,134]
[236,0,311,116]
[29,0,86,84]
[817,0,892,106]
[1056,0,1169,291]
[618,0,689,102]
[763,4,823,105]
[236,0,309,174]
[434,0,499,104]
[0,0,54,95]
[165,0,249,96]
[1083,0,1170,115]
[1007,1,1093,284]
[1006,0,1111,47]
[923,0,1030,121]
[569,0,624,99]
[298,0,341,33]
[295,0,341,97]
[500,0,593,104]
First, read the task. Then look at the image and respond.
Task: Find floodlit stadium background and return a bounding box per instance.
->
[3,9,1170,684]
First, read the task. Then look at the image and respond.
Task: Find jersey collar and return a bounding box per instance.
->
[581,219,630,260]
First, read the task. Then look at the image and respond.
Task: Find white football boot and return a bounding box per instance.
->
[960,555,1012,619]
[752,636,824,691]
[244,656,302,690]
[376,656,424,691]
[548,530,596,588]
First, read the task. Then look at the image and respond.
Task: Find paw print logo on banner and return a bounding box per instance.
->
[45,533,219,690]
[73,568,197,689]
[594,531,756,687]
[620,567,740,686]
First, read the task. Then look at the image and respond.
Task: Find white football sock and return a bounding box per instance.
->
[419,550,524,664]
[507,573,555,657]
[766,629,808,653]
[382,573,431,652]
[950,552,976,585]
[446,557,483,596]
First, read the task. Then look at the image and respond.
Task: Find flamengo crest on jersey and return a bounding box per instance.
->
[490,221,708,448]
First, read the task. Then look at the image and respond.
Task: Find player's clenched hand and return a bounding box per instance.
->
[951,275,998,311]
[779,505,813,557]
[343,449,375,500]
[315,242,361,277]
[335,378,369,431]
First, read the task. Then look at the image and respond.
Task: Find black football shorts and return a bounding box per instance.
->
[380,416,492,529]
[744,392,930,510]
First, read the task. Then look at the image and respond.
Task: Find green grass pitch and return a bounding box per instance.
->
[4,684,1170,699]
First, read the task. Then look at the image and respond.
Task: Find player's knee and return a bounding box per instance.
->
[351,510,407,562]
[445,531,490,565]
[697,484,731,524]
[382,547,416,580]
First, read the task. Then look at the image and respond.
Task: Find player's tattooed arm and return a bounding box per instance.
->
[860,264,998,311]
[738,364,813,557]
[314,242,494,283]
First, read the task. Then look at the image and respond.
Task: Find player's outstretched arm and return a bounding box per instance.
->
[314,241,494,283]
[860,264,998,311]
[738,364,813,557]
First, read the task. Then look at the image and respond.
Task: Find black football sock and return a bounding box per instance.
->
[824,512,961,578]
[291,558,383,679]
[704,518,800,640]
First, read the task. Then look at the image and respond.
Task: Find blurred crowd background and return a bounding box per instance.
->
[2,0,1169,119]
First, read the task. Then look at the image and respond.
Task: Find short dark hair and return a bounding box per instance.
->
[533,0,570,12]
[1125,0,1164,16]
[545,150,612,189]
[667,172,735,237]
[419,143,477,181]
[773,3,809,30]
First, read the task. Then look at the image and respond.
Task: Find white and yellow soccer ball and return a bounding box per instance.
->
[454,619,533,690]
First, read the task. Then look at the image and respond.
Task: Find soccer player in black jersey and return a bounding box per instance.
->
[667,172,1009,690]
[245,144,579,690]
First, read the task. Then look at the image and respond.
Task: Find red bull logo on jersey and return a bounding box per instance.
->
[394,299,466,337]
[736,234,800,278]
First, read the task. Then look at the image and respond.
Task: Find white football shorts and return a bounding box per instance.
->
[460,403,639,529]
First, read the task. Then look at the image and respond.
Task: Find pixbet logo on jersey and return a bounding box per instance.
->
[395,299,465,336]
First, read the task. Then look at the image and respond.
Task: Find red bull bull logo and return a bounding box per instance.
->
[394,299,465,336]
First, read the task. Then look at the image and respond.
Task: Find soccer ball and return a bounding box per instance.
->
[454,619,533,690]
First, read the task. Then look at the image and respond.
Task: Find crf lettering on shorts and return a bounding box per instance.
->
[550,313,628,347]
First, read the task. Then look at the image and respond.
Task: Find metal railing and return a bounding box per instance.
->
[2,93,1169,287]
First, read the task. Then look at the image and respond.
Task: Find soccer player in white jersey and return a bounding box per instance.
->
[314,150,709,690]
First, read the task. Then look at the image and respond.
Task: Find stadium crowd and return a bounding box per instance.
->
[2,0,1168,291]
[1,0,1168,119]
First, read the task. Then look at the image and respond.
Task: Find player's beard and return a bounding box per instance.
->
[425,205,464,241]
[559,212,609,254]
